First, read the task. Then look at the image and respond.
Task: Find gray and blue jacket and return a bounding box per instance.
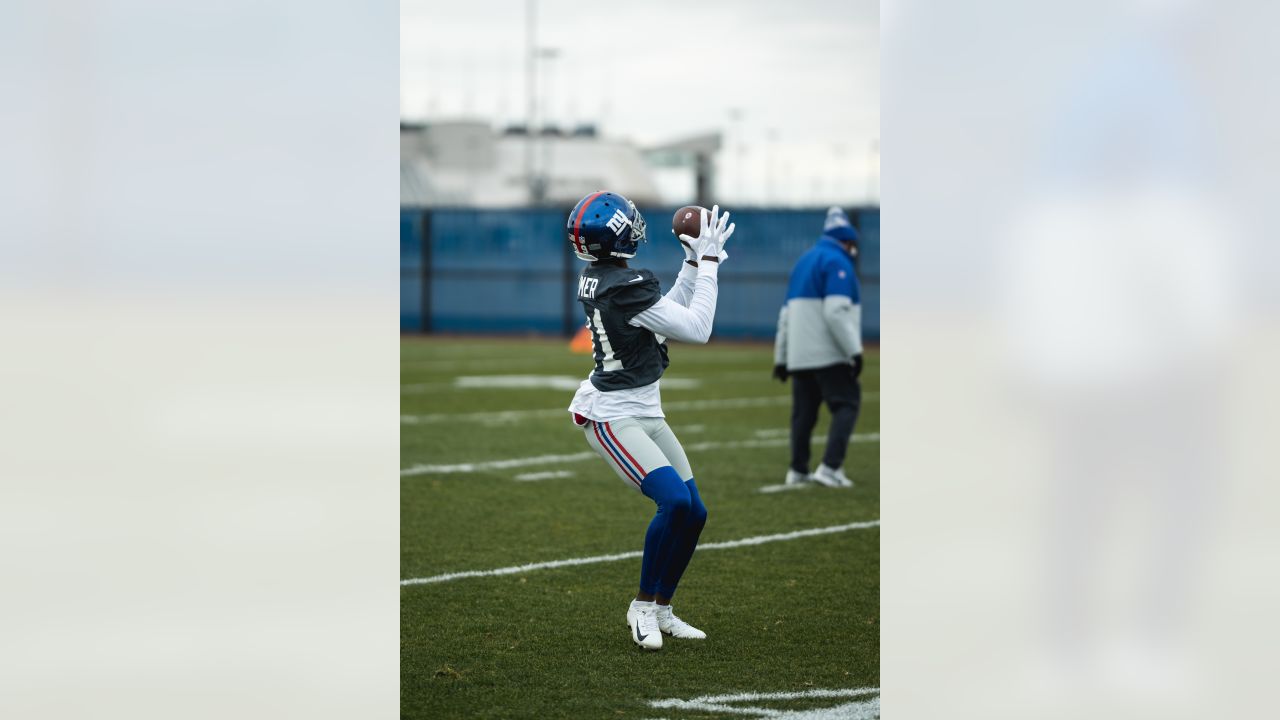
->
[774,233,862,371]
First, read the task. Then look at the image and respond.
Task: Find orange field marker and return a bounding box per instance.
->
[569,326,593,354]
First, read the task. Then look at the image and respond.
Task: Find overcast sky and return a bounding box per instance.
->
[401,0,880,205]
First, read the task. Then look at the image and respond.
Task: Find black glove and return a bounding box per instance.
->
[852,354,863,380]
[772,364,789,383]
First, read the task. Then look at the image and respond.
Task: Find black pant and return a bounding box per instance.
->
[790,363,861,473]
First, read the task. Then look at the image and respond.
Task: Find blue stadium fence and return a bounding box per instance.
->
[401,206,878,342]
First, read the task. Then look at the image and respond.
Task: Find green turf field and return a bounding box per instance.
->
[401,337,879,719]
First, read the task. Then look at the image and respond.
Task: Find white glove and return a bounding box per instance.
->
[679,205,735,266]
[677,229,699,268]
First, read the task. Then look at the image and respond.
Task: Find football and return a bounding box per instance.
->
[672,205,707,241]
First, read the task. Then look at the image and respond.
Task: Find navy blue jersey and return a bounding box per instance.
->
[577,264,670,391]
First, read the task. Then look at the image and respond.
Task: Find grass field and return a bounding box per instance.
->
[401,337,880,719]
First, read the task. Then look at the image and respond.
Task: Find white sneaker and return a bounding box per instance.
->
[811,464,853,488]
[626,601,663,650]
[656,605,707,639]
[785,470,811,485]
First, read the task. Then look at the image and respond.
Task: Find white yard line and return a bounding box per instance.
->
[645,687,880,720]
[664,688,879,705]
[400,432,879,476]
[400,409,546,424]
[454,375,587,391]
[400,520,879,586]
[753,428,790,439]
[513,470,575,482]
[757,482,816,494]
[402,450,597,475]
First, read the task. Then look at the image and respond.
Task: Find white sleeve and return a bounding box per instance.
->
[629,265,719,344]
[664,262,700,308]
[774,304,789,366]
[822,295,863,356]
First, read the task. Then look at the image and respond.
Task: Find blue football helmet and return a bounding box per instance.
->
[566,190,647,261]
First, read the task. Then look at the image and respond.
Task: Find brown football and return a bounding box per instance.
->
[672,205,707,241]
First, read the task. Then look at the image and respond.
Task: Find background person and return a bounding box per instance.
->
[772,207,864,488]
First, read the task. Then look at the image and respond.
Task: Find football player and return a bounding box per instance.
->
[565,190,733,651]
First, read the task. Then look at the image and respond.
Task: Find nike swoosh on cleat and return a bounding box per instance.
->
[634,625,648,642]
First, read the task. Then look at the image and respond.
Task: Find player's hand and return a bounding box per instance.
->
[704,204,735,255]
[680,205,734,264]
[773,364,789,382]
[710,205,734,263]
[852,353,863,380]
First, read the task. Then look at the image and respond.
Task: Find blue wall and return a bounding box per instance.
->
[402,206,879,341]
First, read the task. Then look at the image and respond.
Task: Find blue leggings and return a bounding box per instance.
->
[639,467,708,598]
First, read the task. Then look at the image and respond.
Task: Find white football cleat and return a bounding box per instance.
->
[785,470,811,486]
[656,605,707,639]
[626,601,663,650]
[811,463,853,488]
